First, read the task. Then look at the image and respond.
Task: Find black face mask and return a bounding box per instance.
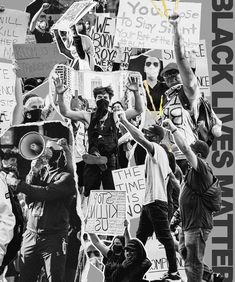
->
[24,109,42,122]
[113,244,123,254]
[95,99,109,119]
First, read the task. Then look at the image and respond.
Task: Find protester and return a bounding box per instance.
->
[111,239,151,282]
[29,3,53,43]
[160,14,200,175]
[88,220,131,282]
[54,75,144,196]
[5,141,76,282]
[119,112,181,281]
[0,150,16,280]
[143,56,168,115]
[163,118,222,282]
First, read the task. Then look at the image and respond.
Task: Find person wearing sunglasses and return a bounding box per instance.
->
[143,57,168,117]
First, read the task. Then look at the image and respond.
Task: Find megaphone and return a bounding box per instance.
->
[19,131,46,160]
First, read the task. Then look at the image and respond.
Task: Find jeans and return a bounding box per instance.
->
[20,230,68,282]
[136,200,178,273]
[179,228,211,282]
[83,154,117,197]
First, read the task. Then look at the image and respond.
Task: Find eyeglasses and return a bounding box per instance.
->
[162,71,179,79]
[145,61,159,67]
[87,250,101,258]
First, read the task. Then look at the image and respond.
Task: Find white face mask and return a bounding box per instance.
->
[145,67,159,78]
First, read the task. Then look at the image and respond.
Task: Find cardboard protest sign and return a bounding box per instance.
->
[92,15,132,71]
[112,165,145,219]
[85,190,126,235]
[114,0,201,50]
[161,39,210,96]
[0,9,29,60]
[51,1,97,31]
[13,43,67,78]
[0,63,16,136]
[145,234,187,281]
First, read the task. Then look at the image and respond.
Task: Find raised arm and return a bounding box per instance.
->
[123,219,131,246]
[163,119,198,169]
[169,14,200,102]
[11,76,24,125]
[29,3,50,32]
[125,76,144,120]
[88,233,109,258]
[54,77,90,126]
[119,111,154,155]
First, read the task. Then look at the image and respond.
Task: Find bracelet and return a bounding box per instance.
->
[171,128,177,134]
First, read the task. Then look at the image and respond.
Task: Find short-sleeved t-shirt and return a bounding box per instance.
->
[32,28,53,43]
[144,143,171,205]
[179,157,214,231]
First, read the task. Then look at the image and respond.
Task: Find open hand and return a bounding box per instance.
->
[126,76,140,93]
[53,76,68,95]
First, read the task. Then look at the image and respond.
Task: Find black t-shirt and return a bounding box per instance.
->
[32,28,53,43]
[179,157,214,231]
[144,81,168,111]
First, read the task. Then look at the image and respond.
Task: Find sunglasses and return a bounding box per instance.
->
[87,250,100,258]
[145,61,159,67]
[162,71,179,79]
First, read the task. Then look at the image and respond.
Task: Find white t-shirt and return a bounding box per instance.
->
[143,143,171,205]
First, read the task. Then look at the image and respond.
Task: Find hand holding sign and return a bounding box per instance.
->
[162,118,177,133]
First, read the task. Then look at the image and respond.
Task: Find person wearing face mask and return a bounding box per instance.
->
[159,14,201,175]
[111,239,151,282]
[54,75,144,197]
[5,140,76,282]
[12,75,55,125]
[88,220,130,282]
[143,57,168,116]
[29,3,53,43]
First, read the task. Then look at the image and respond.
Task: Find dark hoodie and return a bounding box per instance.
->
[111,239,151,282]
[16,149,76,234]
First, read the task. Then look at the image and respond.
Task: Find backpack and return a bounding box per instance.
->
[186,170,222,213]
[1,187,24,268]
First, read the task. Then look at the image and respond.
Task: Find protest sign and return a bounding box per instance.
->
[85,190,126,235]
[114,0,201,50]
[145,234,187,281]
[112,165,145,219]
[0,63,16,136]
[161,40,210,96]
[92,15,132,71]
[0,9,29,60]
[51,1,97,31]
[13,43,67,78]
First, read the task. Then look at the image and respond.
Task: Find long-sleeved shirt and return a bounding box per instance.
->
[0,172,15,266]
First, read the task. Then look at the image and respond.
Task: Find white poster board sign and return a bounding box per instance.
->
[114,1,201,50]
[0,9,29,60]
[112,165,145,219]
[85,190,126,235]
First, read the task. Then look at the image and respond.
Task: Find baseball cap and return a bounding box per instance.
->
[160,62,179,77]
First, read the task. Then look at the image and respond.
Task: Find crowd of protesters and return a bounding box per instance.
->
[0,1,225,282]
